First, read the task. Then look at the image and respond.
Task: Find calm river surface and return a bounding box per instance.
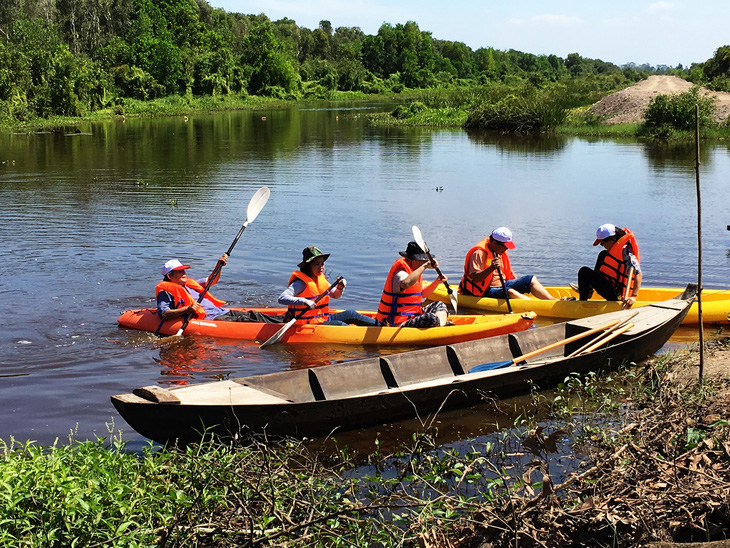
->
[1,104,729,447]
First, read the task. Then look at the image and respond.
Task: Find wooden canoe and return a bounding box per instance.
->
[117,307,536,346]
[427,283,729,325]
[111,286,695,444]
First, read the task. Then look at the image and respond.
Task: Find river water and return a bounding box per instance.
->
[1,104,729,447]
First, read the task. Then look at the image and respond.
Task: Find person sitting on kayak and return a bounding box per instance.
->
[458,227,558,300]
[278,246,378,326]
[376,241,449,327]
[575,223,642,308]
[156,255,284,323]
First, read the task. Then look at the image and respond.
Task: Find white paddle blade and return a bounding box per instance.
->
[411,225,428,253]
[449,293,458,314]
[260,318,295,348]
[246,187,271,224]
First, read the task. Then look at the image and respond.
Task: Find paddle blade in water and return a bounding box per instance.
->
[260,318,296,348]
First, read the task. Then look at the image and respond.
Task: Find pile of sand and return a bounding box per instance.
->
[588,75,730,124]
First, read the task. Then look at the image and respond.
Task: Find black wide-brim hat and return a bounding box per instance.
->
[399,241,431,262]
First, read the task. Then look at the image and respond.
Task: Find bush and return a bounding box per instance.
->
[465,93,567,133]
[641,86,716,137]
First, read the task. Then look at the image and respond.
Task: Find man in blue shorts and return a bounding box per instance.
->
[458,227,558,300]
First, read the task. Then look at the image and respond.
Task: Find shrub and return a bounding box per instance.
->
[641,86,716,137]
[464,93,567,133]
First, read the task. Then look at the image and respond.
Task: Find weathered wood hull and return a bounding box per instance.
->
[112,287,694,444]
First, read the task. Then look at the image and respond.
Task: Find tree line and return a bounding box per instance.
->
[0,0,726,122]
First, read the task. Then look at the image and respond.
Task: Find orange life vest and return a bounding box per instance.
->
[155,279,226,320]
[287,271,331,324]
[458,237,516,296]
[598,228,640,296]
[376,258,423,325]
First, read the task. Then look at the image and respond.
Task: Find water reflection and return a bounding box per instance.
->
[642,140,712,171]
[466,129,569,154]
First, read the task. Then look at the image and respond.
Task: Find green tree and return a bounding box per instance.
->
[241,20,300,96]
[703,45,730,80]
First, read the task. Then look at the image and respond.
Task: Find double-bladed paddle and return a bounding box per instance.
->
[259,276,343,348]
[158,186,271,343]
[411,225,458,313]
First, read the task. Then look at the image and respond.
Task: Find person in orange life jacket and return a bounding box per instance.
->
[277,246,378,326]
[576,223,642,308]
[375,241,449,328]
[156,256,285,323]
[458,227,558,300]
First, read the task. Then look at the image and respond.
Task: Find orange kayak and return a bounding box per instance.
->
[118,307,536,346]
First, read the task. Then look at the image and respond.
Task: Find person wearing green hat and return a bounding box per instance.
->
[278,246,378,326]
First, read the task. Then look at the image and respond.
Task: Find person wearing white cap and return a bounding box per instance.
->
[156,255,284,323]
[458,227,557,301]
[575,223,642,308]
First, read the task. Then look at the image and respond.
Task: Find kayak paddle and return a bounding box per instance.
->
[494,261,512,314]
[260,276,343,348]
[159,186,271,343]
[411,225,458,313]
[469,317,623,373]
[622,266,635,309]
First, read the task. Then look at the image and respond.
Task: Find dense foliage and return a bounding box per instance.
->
[0,0,694,125]
[641,86,718,138]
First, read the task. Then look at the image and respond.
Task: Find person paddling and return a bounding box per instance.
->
[156,255,284,323]
[375,241,449,327]
[278,246,378,326]
[575,223,642,308]
[458,227,558,300]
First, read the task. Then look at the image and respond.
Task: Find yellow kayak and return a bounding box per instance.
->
[427,284,730,325]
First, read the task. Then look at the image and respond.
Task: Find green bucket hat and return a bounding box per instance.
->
[298,246,330,269]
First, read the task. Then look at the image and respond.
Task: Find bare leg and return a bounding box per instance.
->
[529,276,557,300]
[435,310,448,326]
[507,288,533,300]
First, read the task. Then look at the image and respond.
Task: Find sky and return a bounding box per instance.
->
[207,0,728,68]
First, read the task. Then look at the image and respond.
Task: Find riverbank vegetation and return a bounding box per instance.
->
[2,341,728,546]
[3,0,730,135]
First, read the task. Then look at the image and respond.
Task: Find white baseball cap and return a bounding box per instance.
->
[162,259,190,277]
[491,227,515,249]
[593,224,616,246]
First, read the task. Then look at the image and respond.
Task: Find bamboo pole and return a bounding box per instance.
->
[695,104,704,379]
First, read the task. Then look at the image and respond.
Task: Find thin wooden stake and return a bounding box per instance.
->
[695,104,704,379]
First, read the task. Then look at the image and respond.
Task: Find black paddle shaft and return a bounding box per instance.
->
[422,248,453,296]
[495,261,512,313]
[291,276,343,320]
